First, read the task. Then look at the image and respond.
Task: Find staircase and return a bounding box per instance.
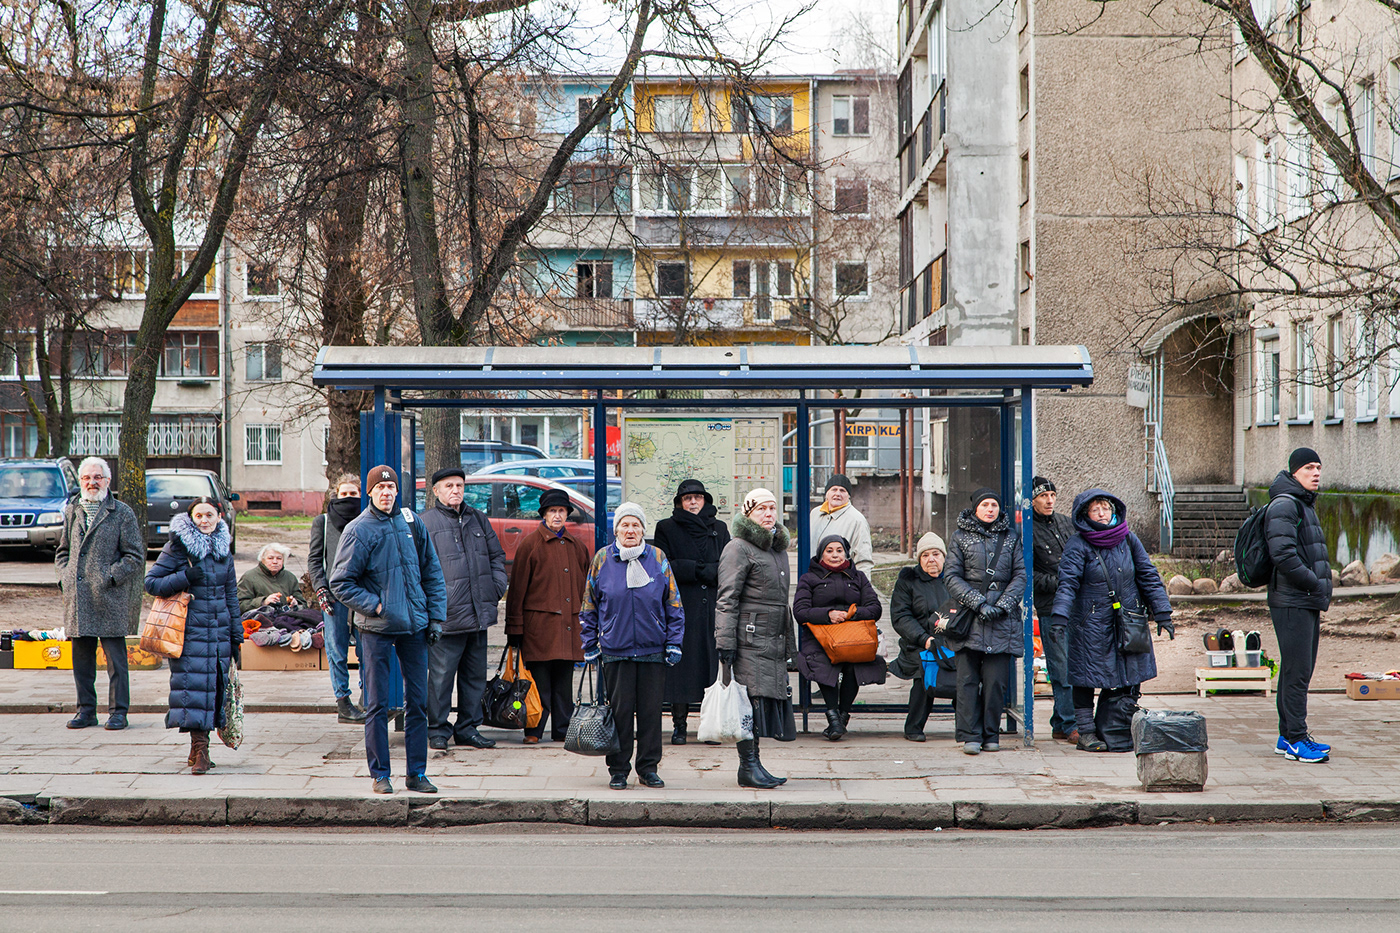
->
[1170,485,1252,560]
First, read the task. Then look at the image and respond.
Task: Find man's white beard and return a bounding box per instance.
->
[80,488,109,503]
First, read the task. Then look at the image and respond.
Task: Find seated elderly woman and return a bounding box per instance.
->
[237,543,304,616]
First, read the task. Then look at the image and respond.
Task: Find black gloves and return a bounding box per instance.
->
[1049,614,1069,640]
[184,562,204,584]
[425,622,442,646]
[231,642,242,668]
[718,648,736,665]
[1157,617,1176,640]
[977,602,1001,622]
[506,632,523,648]
[696,562,718,583]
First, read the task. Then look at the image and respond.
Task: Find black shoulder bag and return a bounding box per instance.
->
[947,532,1006,639]
[1092,549,1152,655]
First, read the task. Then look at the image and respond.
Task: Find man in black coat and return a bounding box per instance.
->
[309,473,365,724]
[1265,447,1332,763]
[420,467,508,751]
[1030,476,1077,743]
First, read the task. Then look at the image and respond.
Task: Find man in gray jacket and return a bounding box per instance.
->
[421,467,508,750]
[55,457,145,731]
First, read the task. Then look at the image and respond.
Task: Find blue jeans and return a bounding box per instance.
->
[360,628,429,780]
[1040,619,1076,735]
[323,604,363,702]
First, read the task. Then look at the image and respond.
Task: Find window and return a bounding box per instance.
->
[175,250,217,295]
[1285,126,1311,221]
[1359,81,1377,177]
[246,341,282,381]
[1357,314,1380,418]
[1321,97,1344,201]
[246,262,279,297]
[834,177,869,214]
[834,262,868,298]
[742,95,793,133]
[1255,138,1278,230]
[161,332,218,378]
[752,165,809,213]
[71,332,136,377]
[1257,334,1281,423]
[752,261,797,322]
[0,340,33,378]
[1250,0,1276,30]
[1019,66,1030,118]
[655,262,687,297]
[1326,315,1345,418]
[1020,240,1032,292]
[831,95,869,135]
[1390,323,1400,415]
[0,411,37,458]
[576,95,596,129]
[576,261,613,299]
[639,167,690,212]
[724,165,750,210]
[1235,153,1250,242]
[1293,321,1314,420]
[1019,151,1030,205]
[1390,62,1400,180]
[694,166,724,211]
[560,165,630,213]
[651,95,692,133]
[732,261,751,298]
[245,424,282,464]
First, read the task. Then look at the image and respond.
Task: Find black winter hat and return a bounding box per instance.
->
[825,473,854,494]
[1289,447,1321,474]
[430,466,466,485]
[971,487,1001,509]
[538,488,572,516]
[673,478,713,507]
[1031,476,1055,498]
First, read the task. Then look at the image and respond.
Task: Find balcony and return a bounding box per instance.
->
[635,297,809,330]
[540,298,635,330]
[899,250,946,334]
[899,85,945,198]
[70,415,221,458]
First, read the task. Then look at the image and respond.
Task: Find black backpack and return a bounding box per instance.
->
[1233,494,1297,587]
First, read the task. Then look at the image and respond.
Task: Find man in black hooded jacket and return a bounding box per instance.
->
[310,473,366,724]
[1030,476,1077,742]
[1265,447,1332,763]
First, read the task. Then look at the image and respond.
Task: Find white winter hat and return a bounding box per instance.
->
[742,488,778,516]
[613,502,647,531]
[915,532,946,560]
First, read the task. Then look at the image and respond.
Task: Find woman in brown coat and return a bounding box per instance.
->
[505,488,591,743]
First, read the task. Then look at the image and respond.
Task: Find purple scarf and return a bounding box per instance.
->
[1081,519,1130,549]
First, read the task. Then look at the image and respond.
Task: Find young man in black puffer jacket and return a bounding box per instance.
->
[1265,448,1332,764]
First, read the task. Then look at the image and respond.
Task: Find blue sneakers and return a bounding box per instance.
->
[1276,735,1330,762]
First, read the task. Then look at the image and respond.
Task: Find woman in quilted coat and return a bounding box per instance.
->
[145,497,242,774]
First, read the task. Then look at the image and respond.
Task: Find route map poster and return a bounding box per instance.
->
[620,415,782,525]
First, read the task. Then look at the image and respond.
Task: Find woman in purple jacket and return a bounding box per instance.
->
[580,503,686,790]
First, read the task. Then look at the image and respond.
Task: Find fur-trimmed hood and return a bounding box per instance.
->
[731,513,790,552]
[171,512,232,560]
[955,507,1011,537]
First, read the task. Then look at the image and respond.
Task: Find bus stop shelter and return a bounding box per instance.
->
[313,345,1094,744]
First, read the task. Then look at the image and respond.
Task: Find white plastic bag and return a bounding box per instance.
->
[697,670,754,743]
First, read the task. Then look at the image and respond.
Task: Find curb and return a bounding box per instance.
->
[8,794,1400,829]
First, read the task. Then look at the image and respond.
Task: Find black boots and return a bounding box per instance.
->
[671,716,687,745]
[737,739,783,788]
[337,696,366,724]
[823,709,846,741]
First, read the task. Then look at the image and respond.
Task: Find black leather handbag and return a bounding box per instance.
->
[482,647,531,730]
[1093,551,1152,655]
[564,661,620,757]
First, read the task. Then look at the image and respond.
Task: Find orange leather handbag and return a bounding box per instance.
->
[808,604,879,664]
[139,592,190,659]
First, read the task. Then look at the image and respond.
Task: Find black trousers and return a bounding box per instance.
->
[427,630,489,742]
[1271,606,1321,741]
[601,659,665,778]
[71,636,129,716]
[525,659,576,741]
[905,676,934,735]
[954,649,1010,743]
[818,670,860,714]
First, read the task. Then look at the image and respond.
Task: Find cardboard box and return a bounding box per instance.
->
[14,640,72,670]
[1346,679,1400,700]
[96,636,164,671]
[240,642,323,671]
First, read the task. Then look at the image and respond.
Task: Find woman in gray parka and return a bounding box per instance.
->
[715,488,794,790]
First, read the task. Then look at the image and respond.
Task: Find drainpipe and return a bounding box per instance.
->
[221,238,232,488]
[809,75,818,345]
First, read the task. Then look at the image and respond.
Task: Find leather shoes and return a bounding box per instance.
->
[67,713,99,729]
[429,736,448,750]
[336,697,366,724]
[671,725,687,745]
[372,777,393,795]
[904,732,926,742]
[104,714,128,731]
[608,774,627,790]
[455,729,496,749]
[405,774,438,794]
[523,735,540,745]
[638,772,665,788]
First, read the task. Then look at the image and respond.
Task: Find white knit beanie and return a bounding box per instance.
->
[613,502,647,532]
[742,488,777,516]
[915,531,946,560]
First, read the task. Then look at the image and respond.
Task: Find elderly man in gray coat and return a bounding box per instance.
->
[55,457,145,731]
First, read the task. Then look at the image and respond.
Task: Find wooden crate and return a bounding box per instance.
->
[1196,666,1272,697]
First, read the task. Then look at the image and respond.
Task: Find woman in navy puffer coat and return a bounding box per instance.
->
[145,499,242,774]
[1049,489,1172,752]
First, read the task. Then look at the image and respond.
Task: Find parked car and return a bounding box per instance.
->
[412,440,546,477]
[415,473,598,567]
[145,469,239,552]
[475,458,597,480]
[552,475,621,521]
[0,458,78,550]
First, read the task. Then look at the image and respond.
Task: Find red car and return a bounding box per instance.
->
[416,474,598,567]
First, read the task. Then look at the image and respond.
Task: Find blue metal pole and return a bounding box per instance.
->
[593,391,608,551]
[796,396,811,731]
[999,390,1017,736]
[1021,386,1035,746]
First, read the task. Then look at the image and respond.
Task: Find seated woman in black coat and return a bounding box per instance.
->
[793,535,886,740]
[889,532,953,742]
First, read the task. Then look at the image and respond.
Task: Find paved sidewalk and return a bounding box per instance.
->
[2,667,1399,829]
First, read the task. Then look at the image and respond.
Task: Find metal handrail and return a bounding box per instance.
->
[1150,423,1174,552]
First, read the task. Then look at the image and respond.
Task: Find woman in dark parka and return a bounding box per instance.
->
[792,534,886,740]
[652,478,731,745]
[1049,488,1173,752]
[889,532,952,741]
[145,498,242,774]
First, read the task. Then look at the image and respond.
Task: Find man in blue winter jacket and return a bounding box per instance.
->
[330,464,447,794]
